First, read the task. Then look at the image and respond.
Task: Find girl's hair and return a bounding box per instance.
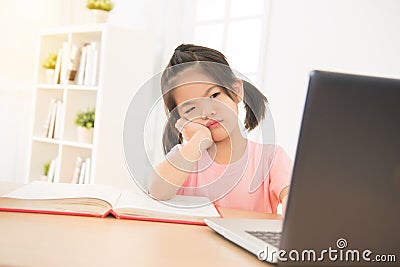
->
[161,44,268,154]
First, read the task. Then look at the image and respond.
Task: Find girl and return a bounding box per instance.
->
[149,44,292,215]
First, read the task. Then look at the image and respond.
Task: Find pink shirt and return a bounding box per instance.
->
[172,140,292,214]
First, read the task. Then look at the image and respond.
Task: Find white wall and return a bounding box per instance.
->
[0,0,73,182]
[0,0,173,182]
[264,0,400,159]
[64,0,174,72]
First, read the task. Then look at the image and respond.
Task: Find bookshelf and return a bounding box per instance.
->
[27,24,154,187]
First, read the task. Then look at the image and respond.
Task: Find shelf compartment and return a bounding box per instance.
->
[63,89,97,143]
[37,34,68,84]
[32,89,64,138]
[28,141,59,182]
[70,31,102,87]
[59,146,92,183]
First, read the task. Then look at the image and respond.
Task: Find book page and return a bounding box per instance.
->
[115,190,220,218]
[2,181,121,207]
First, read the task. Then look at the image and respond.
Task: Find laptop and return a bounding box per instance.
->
[205,70,400,266]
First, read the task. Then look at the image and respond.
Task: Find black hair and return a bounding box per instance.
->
[161,44,268,154]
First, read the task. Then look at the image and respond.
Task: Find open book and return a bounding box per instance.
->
[0,182,221,225]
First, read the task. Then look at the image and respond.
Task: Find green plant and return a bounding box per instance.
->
[43,161,51,176]
[86,0,113,11]
[75,108,95,129]
[42,53,57,69]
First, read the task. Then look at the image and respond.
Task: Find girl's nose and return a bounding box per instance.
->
[201,108,216,119]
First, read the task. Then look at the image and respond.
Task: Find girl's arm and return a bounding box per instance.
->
[279,186,290,216]
[148,120,213,200]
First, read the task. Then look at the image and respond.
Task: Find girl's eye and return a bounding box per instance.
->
[210,92,220,99]
[184,106,195,114]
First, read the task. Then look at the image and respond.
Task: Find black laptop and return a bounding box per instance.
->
[205,70,400,266]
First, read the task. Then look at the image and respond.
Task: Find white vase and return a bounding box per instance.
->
[77,126,94,144]
[89,9,109,24]
[45,69,55,84]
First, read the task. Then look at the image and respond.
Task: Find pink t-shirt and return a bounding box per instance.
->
[170,140,292,214]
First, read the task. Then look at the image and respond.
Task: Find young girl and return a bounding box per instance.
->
[149,44,292,215]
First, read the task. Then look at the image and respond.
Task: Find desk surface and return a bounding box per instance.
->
[0,182,279,267]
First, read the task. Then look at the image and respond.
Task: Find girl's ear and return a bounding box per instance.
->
[232,79,244,103]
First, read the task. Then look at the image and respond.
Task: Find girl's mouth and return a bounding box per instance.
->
[206,120,222,129]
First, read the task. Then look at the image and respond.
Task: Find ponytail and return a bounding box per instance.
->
[242,79,268,131]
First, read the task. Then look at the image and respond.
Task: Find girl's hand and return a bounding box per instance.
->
[175,118,208,141]
[175,118,213,152]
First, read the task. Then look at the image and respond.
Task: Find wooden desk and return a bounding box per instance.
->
[0,183,280,267]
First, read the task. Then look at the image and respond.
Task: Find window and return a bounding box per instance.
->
[184,0,270,86]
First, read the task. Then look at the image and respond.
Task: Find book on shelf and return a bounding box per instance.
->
[65,44,81,83]
[71,157,91,184]
[53,48,62,84]
[76,44,88,85]
[78,161,86,184]
[43,99,63,139]
[43,98,56,137]
[83,42,99,86]
[60,42,70,85]
[0,182,222,225]
[46,158,59,183]
[53,100,64,139]
[46,99,57,138]
[71,157,83,184]
[50,41,99,86]
[84,158,91,184]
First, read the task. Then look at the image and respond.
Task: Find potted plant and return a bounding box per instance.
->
[42,53,57,84]
[86,0,114,23]
[75,108,95,144]
[41,161,51,181]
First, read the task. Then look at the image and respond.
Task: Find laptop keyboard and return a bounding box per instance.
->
[245,231,281,247]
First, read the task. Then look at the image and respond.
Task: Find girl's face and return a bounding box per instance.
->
[172,72,241,142]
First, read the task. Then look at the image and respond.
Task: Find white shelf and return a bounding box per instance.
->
[32,136,93,149]
[36,84,98,91]
[32,136,61,145]
[62,140,93,149]
[36,84,64,90]
[39,24,107,36]
[66,85,98,91]
[27,24,155,189]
